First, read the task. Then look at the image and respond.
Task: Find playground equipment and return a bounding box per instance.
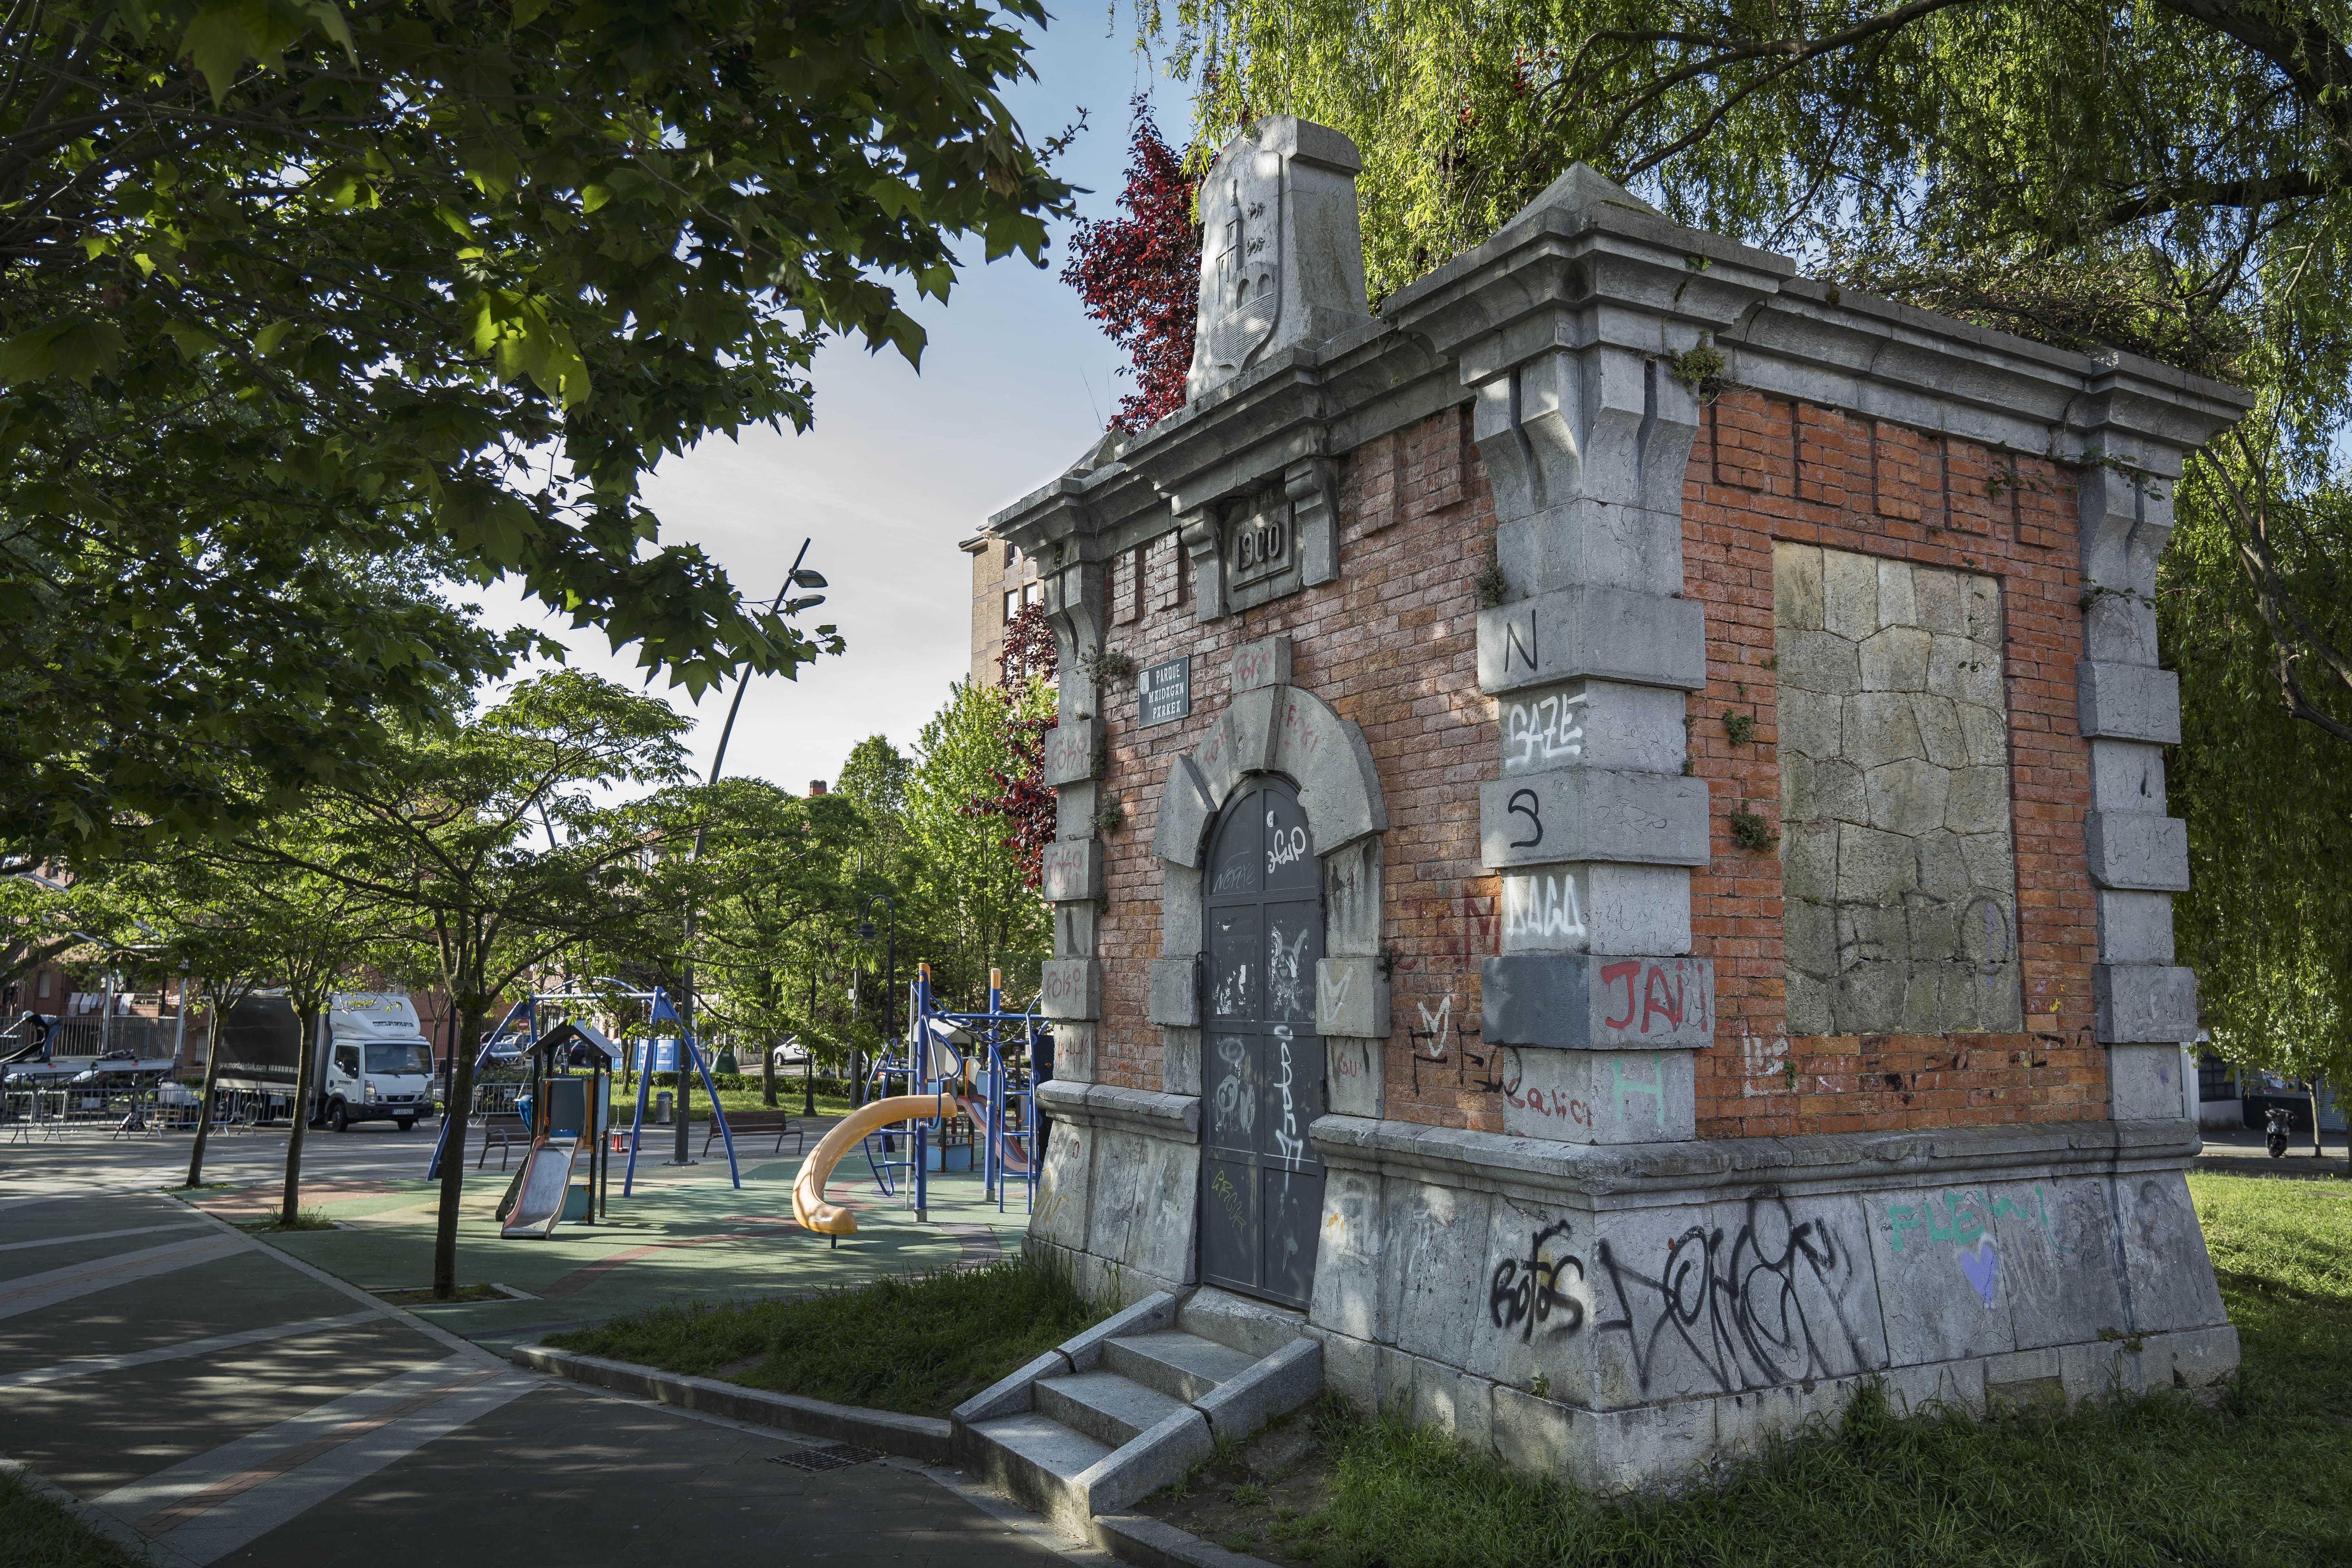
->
[808,964,1044,1234]
[425,983,740,1194]
[495,1020,617,1238]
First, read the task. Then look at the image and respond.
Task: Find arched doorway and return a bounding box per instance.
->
[1200,775,1326,1307]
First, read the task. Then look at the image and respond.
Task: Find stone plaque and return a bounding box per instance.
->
[1775,543,2023,1034]
[1229,495,1290,589]
[1139,656,1191,727]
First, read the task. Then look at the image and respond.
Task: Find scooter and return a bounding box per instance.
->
[2265,1103,2292,1158]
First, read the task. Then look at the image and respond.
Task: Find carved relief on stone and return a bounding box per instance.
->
[1183,117,1371,405]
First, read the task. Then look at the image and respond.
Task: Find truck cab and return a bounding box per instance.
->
[319,993,438,1132]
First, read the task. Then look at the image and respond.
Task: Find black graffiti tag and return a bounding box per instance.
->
[1591,1193,1880,1394]
[1489,1220,1586,1341]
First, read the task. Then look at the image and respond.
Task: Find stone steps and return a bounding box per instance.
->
[953,1287,1323,1537]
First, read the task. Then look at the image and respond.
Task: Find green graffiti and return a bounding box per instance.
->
[1886,1184,2066,1255]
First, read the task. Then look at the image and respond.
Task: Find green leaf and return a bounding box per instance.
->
[179,4,259,105]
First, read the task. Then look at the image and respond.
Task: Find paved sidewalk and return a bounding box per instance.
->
[0,1128,1078,1568]
[2192,1123,2351,1179]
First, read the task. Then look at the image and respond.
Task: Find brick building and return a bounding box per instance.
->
[962,531,1045,688]
[982,123,2243,1489]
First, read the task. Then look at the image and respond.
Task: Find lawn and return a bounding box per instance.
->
[0,1466,139,1568]
[544,1250,1102,1417]
[1149,1171,2352,1568]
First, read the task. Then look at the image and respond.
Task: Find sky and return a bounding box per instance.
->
[466,11,1187,793]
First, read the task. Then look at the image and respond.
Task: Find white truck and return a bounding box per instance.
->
[317,993,438,1133]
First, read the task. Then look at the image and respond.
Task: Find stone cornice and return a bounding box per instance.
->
[1036,1078,1201,1141]
[987,197,2251,555]
[1308,1112,2199,1209]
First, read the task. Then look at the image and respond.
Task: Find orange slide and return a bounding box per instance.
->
[791,1092,954,1236]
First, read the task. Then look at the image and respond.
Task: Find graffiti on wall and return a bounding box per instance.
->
[1489,1218,1586,1340]
[1591,1193,1881,1394]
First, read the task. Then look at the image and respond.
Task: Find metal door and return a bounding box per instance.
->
[1199,777,1326,1307]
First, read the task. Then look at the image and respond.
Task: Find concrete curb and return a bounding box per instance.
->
[1091,1511,1285,1568]
[509,1344,953,1464]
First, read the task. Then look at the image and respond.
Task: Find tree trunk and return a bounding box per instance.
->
[2311,1080,2327,1158]
[279,1004,321,1228]
[433,1008,483,1298]
[185,1001,226,1188]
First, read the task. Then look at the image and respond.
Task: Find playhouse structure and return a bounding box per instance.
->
[991,120,2247,1488]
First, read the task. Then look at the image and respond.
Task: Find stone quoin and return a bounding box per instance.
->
[980,118,2247,1491]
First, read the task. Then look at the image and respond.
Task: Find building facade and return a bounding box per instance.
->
[963,531,1045,688]
[988,122,2245,1489]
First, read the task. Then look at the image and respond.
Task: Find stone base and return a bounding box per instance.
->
[1303,1114,2236,1492]
[1030,1078,1203,1306]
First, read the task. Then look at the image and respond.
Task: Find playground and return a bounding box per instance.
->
[162,965,1056,1353]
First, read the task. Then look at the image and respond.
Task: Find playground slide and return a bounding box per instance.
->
[955,1094,1033,1176]
[792,1092,953,1236]
[501,1136,580,1239]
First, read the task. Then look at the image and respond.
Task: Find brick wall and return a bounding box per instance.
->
[1086,389,2105,1140]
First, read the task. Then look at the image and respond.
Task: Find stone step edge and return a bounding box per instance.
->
[510,1343,952,1465]
[1093,1511,1285,1568]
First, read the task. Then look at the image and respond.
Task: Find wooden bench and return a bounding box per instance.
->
[476,1113,528,1171]
[704,1110,803,1157]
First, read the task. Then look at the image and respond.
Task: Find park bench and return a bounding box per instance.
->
[476,1112,528,1170]
[704,1109,804,1157]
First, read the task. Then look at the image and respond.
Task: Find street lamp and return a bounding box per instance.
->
[857,893,896,1108]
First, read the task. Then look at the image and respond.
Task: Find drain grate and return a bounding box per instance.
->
[768,1443,884,1473]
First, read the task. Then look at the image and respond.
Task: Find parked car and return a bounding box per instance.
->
[771,1037,809,1071]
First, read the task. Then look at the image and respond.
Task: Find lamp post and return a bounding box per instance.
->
[857,894,896,1107]
[671,539,826,1168]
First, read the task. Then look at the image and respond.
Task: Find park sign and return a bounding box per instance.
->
[1138,655,1190,727]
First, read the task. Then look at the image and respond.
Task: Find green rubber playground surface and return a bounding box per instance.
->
[178,1121,1037,1351]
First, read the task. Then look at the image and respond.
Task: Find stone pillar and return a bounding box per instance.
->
[1455,169,1779,1141]
[2076,452,2199,1120]
[1040,543,1107,1082]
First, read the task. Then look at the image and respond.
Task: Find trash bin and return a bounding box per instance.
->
[655,1091,673,1125]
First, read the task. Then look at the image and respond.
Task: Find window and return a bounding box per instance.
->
[1023,581,1044,607]
[1004,590,1019,623]
[36,973,50,998]
[334,1045,360,1077]
[367,1042,434,1075]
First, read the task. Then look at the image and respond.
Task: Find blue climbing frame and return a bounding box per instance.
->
[902,964,1043,1216]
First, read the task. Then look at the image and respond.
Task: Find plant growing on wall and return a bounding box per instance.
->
[1062,98,1201,433]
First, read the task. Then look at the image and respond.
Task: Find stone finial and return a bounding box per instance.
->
[1185,117,1372,404]
[1495,162,1662,236]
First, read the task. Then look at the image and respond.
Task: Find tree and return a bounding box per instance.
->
[2,0,1072,862]
[1063,99,1202,430]
[907,677,1053,1002]
[975,602,1059,889]
[281,669,693,1297]
[627,778,871,1106]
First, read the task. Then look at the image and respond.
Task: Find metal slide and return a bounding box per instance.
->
[500,1135,580,1238]
[791,1092,953,1236]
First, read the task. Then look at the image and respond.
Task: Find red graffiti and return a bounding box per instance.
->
[1600,960,1711,1037]
[1459,891,1499,958]
[1281,701,1323,759]
[1235,645,1276,688]
[1504,1080,1593,1124]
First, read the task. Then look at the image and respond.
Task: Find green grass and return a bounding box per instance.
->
[604,1085,858,1123]
[0,1466,140,1568]
[543,1250,1103,1417]
[236,1207,337,1233]
[1273,1171,2352,1568]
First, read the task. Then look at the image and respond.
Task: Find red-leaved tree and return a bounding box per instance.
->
[970,603,1060,888]
[1062,100,1202,432]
